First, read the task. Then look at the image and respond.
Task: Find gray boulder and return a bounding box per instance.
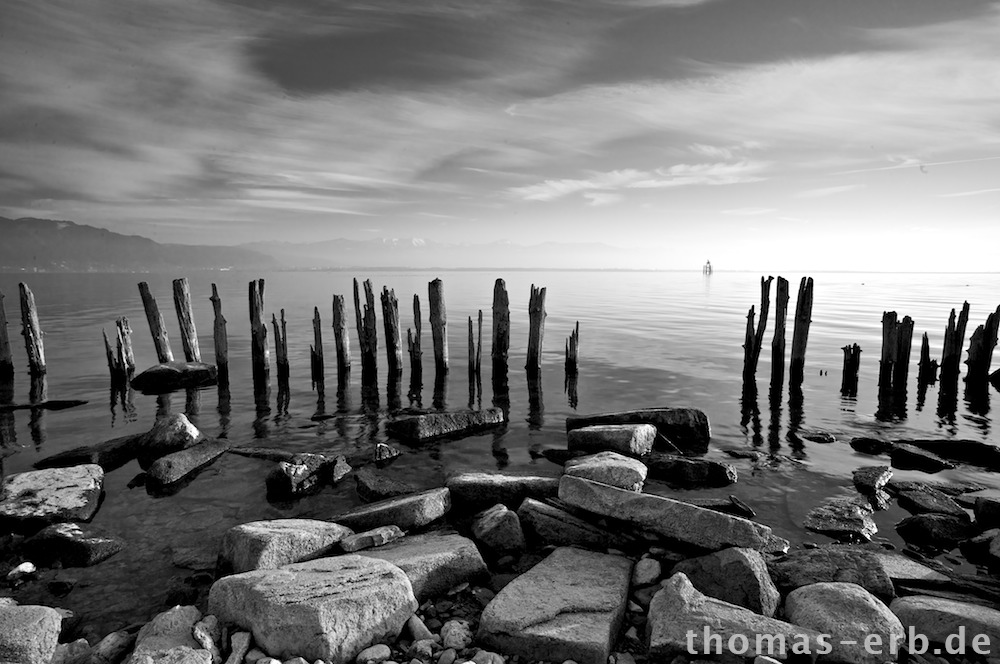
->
[785,582,903,664]
[266,453,350,498]
[209,555,417,664]
[471,504,525,556]
[126,605,208,664]
[767,547,894,603]
[385,409,505,442]
[445,473,559,512]
[477,547,632,664]
[566,425,657,458]
[852,466,892,494]
[645,453,737,489]
[896,486,969,519]
[0,464,104,532]
[564,452,647,491]
[332,487,450,532]
[220,519,354,573]
[137,413,203,469]
[803,496,877,542]
[21,523,125,567]
[896,514,975,549]
[0,604,62,664]
[517,498,617,550]
[147,438,232,486]
[672,548,780,617]
[890,595,1000,652]
[558,475,772,551]
[566,407,711,454]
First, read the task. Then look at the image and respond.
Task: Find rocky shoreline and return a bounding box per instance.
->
[4,408,1000,664]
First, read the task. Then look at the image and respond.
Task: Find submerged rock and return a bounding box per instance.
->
[803,496,877,542]
[266,453,350,499]
[386,409,505,442]
[354,467,418,503]
[147,438,232,487]
[332,487,451,532]
[21,523,125,567]
[220,519,354,573]
[445,473,559,512]
[645,453,737,489]
[889,443,955,473]
[566,425,657,458]
[896,514,975,550]
[130,361,217,393]
[566,407,711,454]
[34,433,143,472]
[477,547,632,664]
[0,464,104,532]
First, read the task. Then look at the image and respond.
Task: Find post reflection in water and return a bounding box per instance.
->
[386,371,402,414]
[526,370,543,431]
[786,381,804,456]
[29,374,47,447]
[156,392,172,420]
[767,382,782,453]
[432,371,446,411]
[407,362,423,409]
[564,370,578,410]
[0,375,15,447]
[492,360,510,419]
[217,382,232,438]
[739,381,762,449]
[185,387,201,424]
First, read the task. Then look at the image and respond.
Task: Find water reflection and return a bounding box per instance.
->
[739,382,763,448]
[564,370,579,410]
[526,370,544,430]
[217,383,232,437]
[108,380,136,428]
[0,375,15,447]
[432,372,447,411]
[185,388,201,423]
[156,393,172,419]
[408,362,423,408]
[785,381,805,457]
[766,382,782,453]
[492,360,510,418]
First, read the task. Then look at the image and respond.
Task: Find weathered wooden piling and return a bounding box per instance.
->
[491,279,510,366]
[892,315,914,391]
[248,279,269,388]
[565,321,580,375]
[840,343,861,396]
[940,301,970,384]
[19,283,46,375]
[172,278,201,363]
[741,276,773,383]
[526,284,547,373]
[407,295,422,369]
[210,285,228,381]
[138,282,174,363]
[476,309,483,378]
[116,317,135,374]
[917,333,938,385]
[789,277,814,386]
[332,294,350,377]
[102,329,119,380]
[311,306,324,391]
[965,305,1000,385]
[271,309,289,381]
[353,278,378,375]
[381,287,402,376]
[878,311,899,391]
[770,277,789,390]
[0,290,13,377]
[429,278,448,374]
[468,316,476,381]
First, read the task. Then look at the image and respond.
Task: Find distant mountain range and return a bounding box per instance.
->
[0,216,639,271]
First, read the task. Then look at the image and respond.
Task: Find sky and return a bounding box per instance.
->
[2,0,1000,271]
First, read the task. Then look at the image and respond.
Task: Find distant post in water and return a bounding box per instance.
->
[840,343,862,396]
[565,321,580,375]
[272,309,289,383]
[116,317,135,374]
[789,277,814,386]
[491,279,510,367]
[940,301,970,385]
[965,305,1000,386]
[332,294,350,377]
[311,306,324,393]
[429,278,448,374]
[381,286,402,377]
[171,278,201,363]
[138,282,174,363]
[917,332,938,385]
[210,284,229,382]
[248,279,269,389]
[0,289,14,377]
[526,284,547,373]
[770,277,789,391]
[741,276,773,384]
[18,283,46,375]
[353,278,378,377]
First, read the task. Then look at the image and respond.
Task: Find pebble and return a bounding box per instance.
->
[407,615,435,642]
[471,588,495,608]
[425,618,443,632]
[408,639,435,660]
[613,655,636,664]
[438,649,457,664]
[246,648,269,664]
[5,561,36,582]
[472,651,504,664]
[447,582,469,595]
[631,558,662,586]
[440,620,473,650]
[286,658,309,664]
[356,645,392,664]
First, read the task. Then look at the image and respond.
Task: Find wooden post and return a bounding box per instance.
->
[381,286,402,376]
[18,283,46,375]
[965,305,1000,385]
[476,309,483,377]
[565,321,580,375]
[353,278,378,375]
[311,306,324,390]
[878,311,898,391]
[332,294,350,376]
[210,284,228,380]
[103,328,120,379]
[840,343,862,396]
[249,279,269,388]
[429,278,448,373]
[407,295,422,367]
[789,277,814,386]
[917,332,938,384]
[116,317,135,374]
[468,316,475,383]
[770,277,789,390]
[0,290,13,377]
[172,278,201,362]
[491,279,509,364]
[741,276,773,383]
[138,282,174,363]
[892,315,914,392]
[940,301,970,384]
[526,284,546,373]
[271,309,289,382]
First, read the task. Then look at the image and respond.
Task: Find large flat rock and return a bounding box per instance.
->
[566,425,657,458]
[890,595,1000,653]
[126,605,208,664]
[332,488,450,532]
[0,605,62,664]
[22,523,125,567]
[357,531,487,601]
[131,361,218,394]
[0,464,104,532]
[564,452,647,491]
[477,547,632,664]
[220,519,354,573]
[147,438,232,486]
[386,409,505,442]
[34,433,143,472]
[767,547,895,603]
[566,407,711,454]
[446,473,559,512]
[647,573,824,663]
[209,555,417,664]
[517,498,618,550]
[558,475,772,551]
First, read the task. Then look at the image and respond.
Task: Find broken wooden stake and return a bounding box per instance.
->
[271,309,289,382]
[311,306,324,393]
[172,278,200,362]
[940,301,970,385]
[248,279,269,389]
[741,276,773,384]
[526,284,547,374]
[138,282,174,364]
[429,278,448,374]
[19,283,46,376]
[116,317,135,374]
[892,315,914,392]
[0,289,13,377]
[332,294,350,377]
[840,343,862,396]
[770,277,789,391]
[565,321,580,376]
[917,332,938,385]
[491,278,509,366]
[210,284,228,382]
[381,286,402,377]
[353,278,378,376]
[789,276,814,386]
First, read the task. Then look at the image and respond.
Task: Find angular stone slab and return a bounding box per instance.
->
[126,605,207,664]
[386,408,505,442]
[209,555,417,663]
[672,547,780,617]
[647,573,823,663]
[0,464,104,532]
[445,473,559,512]
[889,443,955,473]
[868,551,949,585]
[558,475,771,551]
[645,453,737,489]
[896,513,975,549]
[130,361,218,394]
[355,467,418,503]
[0,604,62,664]
[517,498,617,550]
[564,452,647,491]
[896,486,969,519]
[22,523,125,567]
[220,519,354,573]
[341,525,404,553]
[34,433,143,472]
[137,413,203,470]
[471,504,525,556]
[332,487,450,532]
[358,531,488,601]
[477,547,632,664]
[766,547,894,602]
[566,425,657,458]
[566,407,711,453]
[902,439,1000,472]
[147,438,232,486]
[803,496,877,542]
[890,595,1000,653]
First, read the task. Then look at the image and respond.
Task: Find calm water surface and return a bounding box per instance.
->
[1,270,999,634]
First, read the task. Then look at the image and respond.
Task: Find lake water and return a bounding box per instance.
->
[2,269,1000,635]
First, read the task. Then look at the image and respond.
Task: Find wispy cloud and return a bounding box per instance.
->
[584,192,624,206]
[939,188,1000,198]
[722,207,776,216]
[795,184,867,199]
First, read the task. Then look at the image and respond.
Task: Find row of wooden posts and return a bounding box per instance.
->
[0,284,47,378]
[740,276,815,392]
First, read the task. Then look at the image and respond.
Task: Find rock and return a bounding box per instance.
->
[225,633,252,664]
[785,582,903,664]
[566,425,657,458]
[516,498,617,550]
[220,519,354,573]
[852,466,892,494]
[672,548,780,617]
[373,443,401,465]
[267,454,350,498]
[332,488,451,532]
[130,361,218,394]
[889,444,955,473]
[126,605,205,664]
[976,497,1000,530]
[558,475,772,552]
[684,495,757,520]
[386,409,505,442]
[34,433,143,472]
[896,514,976,549]
[209,555,417,664]
[440,620,473,650]
[193,615,222,664]
[868,551,949,585]
[0,604,62,664]
[356,531,487,602]
[564,452,647,491]
[354,468,418,504]
[901,439,1000,472]
[147,438,232,486]
[646,573,823,663]
[644,453,737,489]
[21,523,125,567]
[445,473,559,513]
[341,526,405,552]
[850,438,893,455]
[566,407,711,454]
[890,595,1000,651]
[767,547,895,603]
[800,430,836,444]
[803,496,877,542]
[244,649,267,664]
[90,630,135,664]
[50,638,91,664]
[406,614,434,641]
[437,648,457,664]
[896,487,970,519]
[632,558,662,587]
[477,547,632,664]
[470,651,504,664]
[0,464,104,532]
[887,479,987,497]
[356,644,391,664]
[471,505,525,557]
[137,414,203,469]
[6,561,36,582]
